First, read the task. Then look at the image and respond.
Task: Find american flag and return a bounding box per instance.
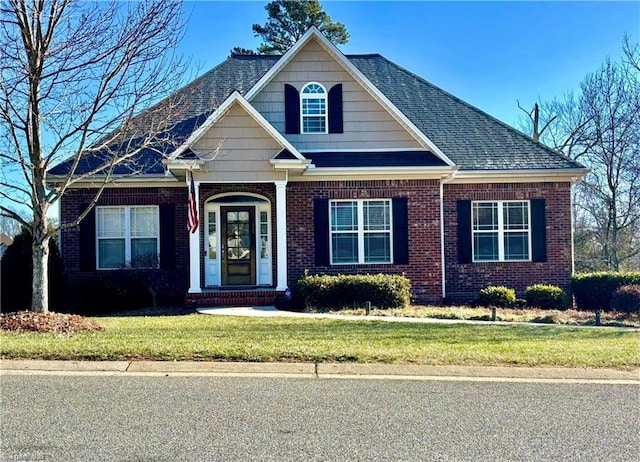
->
[187,171,198,234]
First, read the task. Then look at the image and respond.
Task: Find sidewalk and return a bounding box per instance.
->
[2,359,638,383]
[196,305,638,329]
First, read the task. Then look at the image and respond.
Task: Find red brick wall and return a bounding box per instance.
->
[59,186,190,307]
[443,182,574,303]
[60,180,575,308]
[286,179,443,304]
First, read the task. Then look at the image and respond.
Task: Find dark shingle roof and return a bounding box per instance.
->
[349,55,583,171]
[304,150,446,168]
[50,52,584,175]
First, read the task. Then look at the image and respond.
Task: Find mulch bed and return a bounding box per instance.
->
[0,311,105,334]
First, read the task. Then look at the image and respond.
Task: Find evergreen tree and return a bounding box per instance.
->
[232,0,349,55]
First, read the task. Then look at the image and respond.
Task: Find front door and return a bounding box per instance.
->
[221,206,256,286]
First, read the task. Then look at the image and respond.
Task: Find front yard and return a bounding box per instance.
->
[1,312,638,369]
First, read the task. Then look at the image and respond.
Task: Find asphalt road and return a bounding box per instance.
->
[1,375,638,462]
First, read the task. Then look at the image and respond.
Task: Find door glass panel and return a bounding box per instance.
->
[227,216,250,260]
[208,211,217,259]
[260,211,268,259]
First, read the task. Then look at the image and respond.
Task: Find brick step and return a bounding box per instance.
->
[186,289,284,307]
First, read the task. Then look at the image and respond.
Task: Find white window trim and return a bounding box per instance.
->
[96,205,160,270]
[471,200,531,263]
[329,199,393,265]
[300,82,328,134]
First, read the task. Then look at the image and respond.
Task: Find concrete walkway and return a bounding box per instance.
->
[196,305,636,329]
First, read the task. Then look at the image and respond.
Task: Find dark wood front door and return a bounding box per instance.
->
[221,206,255,286]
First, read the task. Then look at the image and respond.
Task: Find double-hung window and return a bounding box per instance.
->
[472,201,530,262]
[96,206,159,269]
[301,82,327,134]
[330,200,392,264]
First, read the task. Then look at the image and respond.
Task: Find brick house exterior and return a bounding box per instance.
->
[52,29,586,308]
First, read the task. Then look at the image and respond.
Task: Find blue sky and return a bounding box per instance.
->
[180,0,639,127]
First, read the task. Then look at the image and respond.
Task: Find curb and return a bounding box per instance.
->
[2,360,639,383]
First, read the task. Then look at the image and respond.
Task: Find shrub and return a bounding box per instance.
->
[610,285,640,314]
[0,228,65,312]
[525,284,569,310]
[76,269,186,315]
[478,286,516,308]
[572,272,640,311]
[295,273,411,310]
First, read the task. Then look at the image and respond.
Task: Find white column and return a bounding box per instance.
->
[275,180,288,291]
[188,179,201,293]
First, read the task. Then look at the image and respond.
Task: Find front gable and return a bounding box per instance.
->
[251,39,422,152]
[170,93,307,182]
[246,29,453,167]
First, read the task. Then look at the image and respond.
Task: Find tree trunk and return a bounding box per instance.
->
[31,230,51,313]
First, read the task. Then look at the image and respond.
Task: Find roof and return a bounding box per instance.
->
[0,234,13,246]
[50,52,584,176]
[302,151,447,168]
[350,55,583,171]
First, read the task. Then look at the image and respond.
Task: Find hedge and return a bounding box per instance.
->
[610,285,640,314]
[295,273,411,310]
[571,271,640,311]
[525,284,569,310]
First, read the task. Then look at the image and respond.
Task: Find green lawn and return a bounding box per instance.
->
[2,314,638,369]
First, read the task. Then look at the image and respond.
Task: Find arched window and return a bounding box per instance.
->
[300,82,327,134]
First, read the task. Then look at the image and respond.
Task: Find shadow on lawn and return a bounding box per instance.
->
[93,306,197,317]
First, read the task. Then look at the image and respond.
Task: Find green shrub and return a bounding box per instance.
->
[610,285,640,314]
[478,286,516,308]
[525,284,569,310]
[76,269,185,315]
[572,272,640,311]
[295,273,411,310]
[0,228,65,312]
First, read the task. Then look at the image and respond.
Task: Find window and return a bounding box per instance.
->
[260,210,269,259]
[472,201,530,262]
[330,200,392,264]
[301,82,327,134]
[96,206,159,269]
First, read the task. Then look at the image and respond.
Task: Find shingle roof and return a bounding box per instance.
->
[349,55,583,171]
[303,150,447,168]
[50,52,584,176]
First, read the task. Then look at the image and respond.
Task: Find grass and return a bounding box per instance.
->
[2,313,639,369]
[321,305,640,328]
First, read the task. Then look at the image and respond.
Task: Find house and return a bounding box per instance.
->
[0,233,13,260]
[50,28,587,307]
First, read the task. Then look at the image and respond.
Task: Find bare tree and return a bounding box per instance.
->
[0,209,23,238]
[518,39,640,271]
[0,0,189,312]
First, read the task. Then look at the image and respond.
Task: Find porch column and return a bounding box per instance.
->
[275,180,288,291]
[188,179,201,293]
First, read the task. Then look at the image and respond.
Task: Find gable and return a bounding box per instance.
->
[250,38,423,152]
[191,103,287,182]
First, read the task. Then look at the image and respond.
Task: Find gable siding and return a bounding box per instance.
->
[192,104,286,182]
[251,40,422,151]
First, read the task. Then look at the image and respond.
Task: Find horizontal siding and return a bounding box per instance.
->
[193,104,285,182]
[251,39,421,151]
